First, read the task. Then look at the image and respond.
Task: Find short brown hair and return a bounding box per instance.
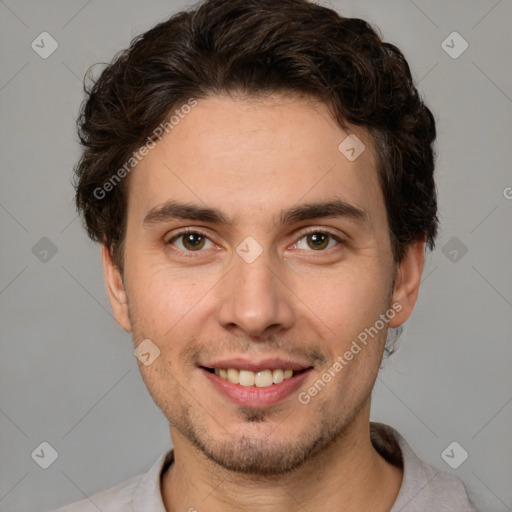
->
[74,0,438,272]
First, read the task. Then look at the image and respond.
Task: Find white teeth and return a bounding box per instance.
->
[238,370,255,387]
[226,368,239,384]
[272,369,284,384]
[212,368,298,387]
[255,370,273,387]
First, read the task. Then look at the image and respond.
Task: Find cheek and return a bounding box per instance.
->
[126,262,214,334]
[293,263,390,341]
[137,361,182,421]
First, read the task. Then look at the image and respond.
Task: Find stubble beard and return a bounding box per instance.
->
[126,288,389,477]
[166,394,370,477]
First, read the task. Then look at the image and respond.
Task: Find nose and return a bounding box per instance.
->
[215,248,295,339]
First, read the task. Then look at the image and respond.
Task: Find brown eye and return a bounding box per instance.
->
[181,232,206,251]
[168,231,213,252]
[294,231,340,252]
[306,232,329,250]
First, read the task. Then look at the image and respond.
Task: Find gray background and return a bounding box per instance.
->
[0,0,511,510]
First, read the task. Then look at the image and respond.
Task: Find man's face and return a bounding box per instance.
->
[104,94,420,475]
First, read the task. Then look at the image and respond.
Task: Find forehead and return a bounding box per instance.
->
[127,94,384,229]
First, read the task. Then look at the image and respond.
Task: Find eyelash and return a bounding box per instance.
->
[166,227,344,256]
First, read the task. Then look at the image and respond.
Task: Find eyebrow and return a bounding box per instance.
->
[143,199,369,227]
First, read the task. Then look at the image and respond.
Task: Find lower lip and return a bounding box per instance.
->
[201,368,312,408]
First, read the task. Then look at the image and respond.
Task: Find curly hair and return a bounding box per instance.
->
[75,0,438,272]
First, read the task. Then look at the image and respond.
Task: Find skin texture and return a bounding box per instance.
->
[103,93,425,511]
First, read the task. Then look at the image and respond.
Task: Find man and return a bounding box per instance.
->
[57,0,477,510]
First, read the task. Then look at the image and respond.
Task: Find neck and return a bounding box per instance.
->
[162,408,402,512]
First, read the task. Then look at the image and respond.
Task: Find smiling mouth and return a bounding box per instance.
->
[201,367,310,388]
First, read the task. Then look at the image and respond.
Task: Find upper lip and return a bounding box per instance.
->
[199,357,313,372]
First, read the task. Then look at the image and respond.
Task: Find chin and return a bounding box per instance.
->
[174,409,346,477]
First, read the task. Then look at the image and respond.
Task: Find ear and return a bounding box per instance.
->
[102,244,132,332]
[389,238,426,328]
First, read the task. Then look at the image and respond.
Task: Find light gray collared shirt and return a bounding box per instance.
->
[52,423,478,511]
